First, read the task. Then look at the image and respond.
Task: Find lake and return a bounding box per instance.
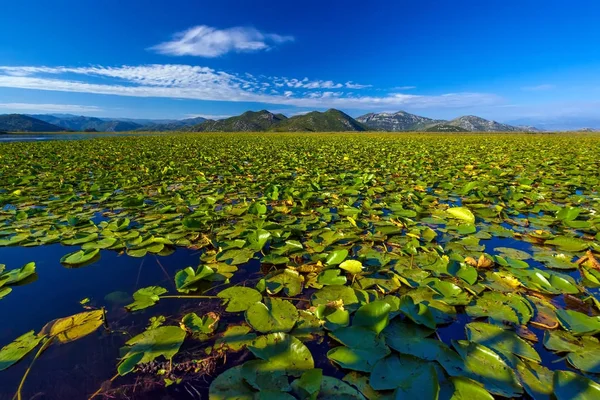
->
[1,133,599,399]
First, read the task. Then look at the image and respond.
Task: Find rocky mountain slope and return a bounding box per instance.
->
[357,111,541,132]
[357,111,443,131]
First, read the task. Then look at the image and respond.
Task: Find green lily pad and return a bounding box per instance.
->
[555,309,600,336]
[248,332,314,376]
[60,248,100,267]
[465,322,540,362]
[465,291,532,325]
[370,353,438,399]
[451,340,523,397]
[339,260,363,274]
[218,286,262,312]
[447,207,475,223]
[311,285,359,309]
[266,269,303,296]
[175,265,214,293]
[317,269,348,286]
[208,365,255,400]
[545,236,589,252]
[398,296,436,329]
[118,325,186,375]
[0,331,44,371]
[326,249,349,265]
[553,370,600,400]
[126,286,167,311]
[352,301,391,334]
[215,325,256,351]
[245,298,298,333]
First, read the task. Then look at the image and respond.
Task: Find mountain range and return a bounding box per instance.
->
[0,110,548,133]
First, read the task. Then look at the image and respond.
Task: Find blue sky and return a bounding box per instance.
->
[1,0,600,128]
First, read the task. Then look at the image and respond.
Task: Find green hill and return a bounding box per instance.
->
[269,109,367,132]
[192,110,287,132]
[0,114,66,132]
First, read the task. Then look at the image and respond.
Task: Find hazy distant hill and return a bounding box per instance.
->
[192,110,287,132]
[32,114,142,132]
[0,114,66,132]
[269,109,367,132]
[141,117,207,131]
[357,111,443,131]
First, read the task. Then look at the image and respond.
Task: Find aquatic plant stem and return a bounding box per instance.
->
[160,295,220,299]
[88,372,119,400]
[13,337,54,400]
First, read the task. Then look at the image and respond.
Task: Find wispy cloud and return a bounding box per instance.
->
[270,77,371,90]
[150,25,294,57]
[391,86,417,90]
[0,64,502,110]
[521,84,555,91]
[0,102,102,113]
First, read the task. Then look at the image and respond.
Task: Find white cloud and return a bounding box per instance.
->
[270,77,371,90]
[150,25,294,57]
[0,102,102,113]
[0,64,502,110]
[391,86,416,90]
[521,84,555,91]
[345,81,372,89]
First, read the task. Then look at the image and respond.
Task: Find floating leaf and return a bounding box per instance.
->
[40,310,104,343]
[555,309,600,336]
[451,340,523,397]
[447,207,475,223]
[118,326,186,375]
[545,236,589,252]
[466,322,540,362]
[60,248,100,267]
[246,298,298,333]
[326,249,349,265]
[175,265,214,293]
[181,312,219,336]
[339,260,363,274]
[466,291,532,325]
[266,269,303,296]
[0,331,44,371]
[553,370,600,400]
[248,332,314,376]
[352,301,391,334]
[218,286,262,312]
[209,365,254,399]
[126,286,167,311]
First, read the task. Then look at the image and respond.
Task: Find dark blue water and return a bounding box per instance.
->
[0,244,205,399]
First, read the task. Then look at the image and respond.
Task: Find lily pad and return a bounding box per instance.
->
[40,309,104,343]
[218,286,262,312]
[0,331,44,371]
[126,286,168,311]
[118,325,186,375]
[245,298,298,333]
[60,248,100,267]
